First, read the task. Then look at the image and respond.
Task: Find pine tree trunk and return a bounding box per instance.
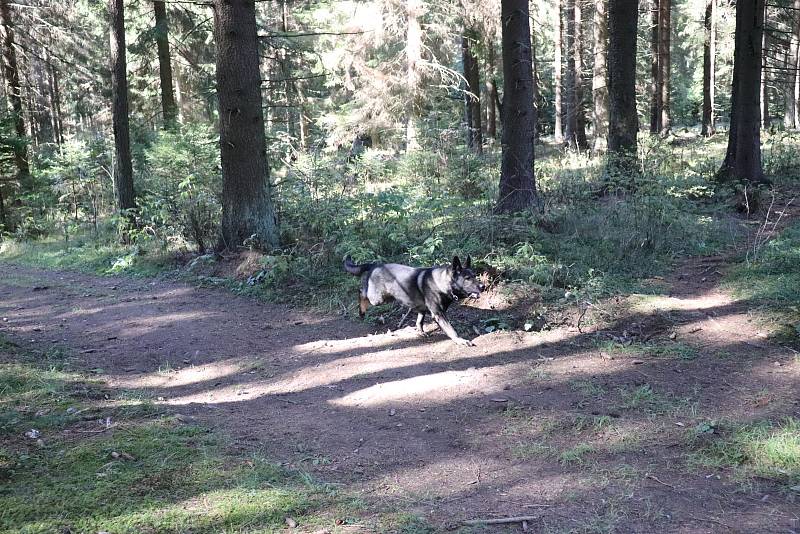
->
[554,0,564,143]
[486,41,497,139]
[717,0,766,183]
[109,0,135,213]
[280,0,297,141]
[785,3,798,129]
[213,0,279,250]
[573,0,588,149]
[607,0,639,168]
[658,0,671,135]
[702,0,716,136]
[405,0,422,152]
[0,0,28,181]
[795,0,800,127]
[592,0,609,152]
[650,0,661,133]
[496,0,537,213]
[761,1,769,130]
[153,1,178,129]
[463,31,482,154]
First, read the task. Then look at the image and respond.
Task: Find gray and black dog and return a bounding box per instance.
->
[344,255,484,346]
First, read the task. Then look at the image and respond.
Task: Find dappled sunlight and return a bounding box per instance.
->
[115,360,246,390]
[629,292,735,313]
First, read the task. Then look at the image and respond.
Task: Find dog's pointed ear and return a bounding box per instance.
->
[465,255,472,269]
[452,255,462,272]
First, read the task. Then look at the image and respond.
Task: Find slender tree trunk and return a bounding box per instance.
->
[702,0,716,136]
[174,62,185,124]
[554,0,564,143]
[153,1,178,129]
[532,18,541,142]
[213,0,279,250]
[496,0,537,213]
[486,41,497,139]
[280,0,298,141]
[795,0,800,127]
[607,0,640,174]
[109,0,135,214]
[48,60,64,145]
[0,181,5,229]
[761,0,769,130]
[564,0,577,147]
[405,0,422,152]
[0,0,28,181]
[717,0,766,183]
[573,0,588,149]
[650,0,661,133]
[785,2,798,129]
[462,30,482,154]
[658,0,671,135]
[593,0,609,152]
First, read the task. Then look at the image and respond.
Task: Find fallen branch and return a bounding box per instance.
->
[463,515,541,526]
[646,473,677,490]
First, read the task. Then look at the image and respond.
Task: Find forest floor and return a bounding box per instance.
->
[2,196,800,533]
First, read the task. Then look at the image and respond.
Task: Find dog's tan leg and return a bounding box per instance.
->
[359,294,369,318]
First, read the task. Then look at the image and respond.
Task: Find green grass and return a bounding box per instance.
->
[558,443,596,467]
[0,343,355,534]
[688,418,800,487]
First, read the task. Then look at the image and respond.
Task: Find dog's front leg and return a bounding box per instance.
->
[432,313,474,347]
[416,313,428,336]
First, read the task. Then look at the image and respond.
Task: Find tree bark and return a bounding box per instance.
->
[658,0,671,135]
[592,0,609,152]
[153,1,178,129]
[462,30,482,154]
[785,1,798,129]
[0,0,28,181]
[405,0,422,152]
[496,0,537,213]
[650,0,661,133]
[486,41,497,139]
[795,0,800,127]
[213,0,279,250]
[109,0,135,213]
[702,0,716,136]
[564,0,588,149]
[607,0,639,170]
[554,0,564,143]
[716,0,766,183]
[760,0,769,130]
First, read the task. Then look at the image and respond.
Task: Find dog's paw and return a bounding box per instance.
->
[417,330,429,338]
[454,337,475,347]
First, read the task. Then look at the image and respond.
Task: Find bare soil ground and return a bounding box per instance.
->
[1,241,799,532]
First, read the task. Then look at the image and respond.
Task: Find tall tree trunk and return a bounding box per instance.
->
[496,0,537,213]
[702,0,716,136]
[785,2,798,129]
[532,18,541,142]
[650,0,661,133]
[607,0,639,173]
[486,41,497,139]
[109,0,135,214]
[564,0,577,146]
[716,0,766,183]
[795,0,800,127]
[174,62,185,123]
[213,0,279,250]
[760,0,769,130]
[658,0,671,135]
[462,30,482,154]
[153,1,178,129]
[572,0,588,149]
[554,0,564,143]
[405,0,422,152]
[280,0,297,141]
[0,0,28,181]
[592,0,609,152]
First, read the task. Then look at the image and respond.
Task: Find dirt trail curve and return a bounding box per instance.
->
[1,258,798,532]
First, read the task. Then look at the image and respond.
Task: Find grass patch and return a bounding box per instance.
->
[559,443,596,467]
[689,418,800,487]
[0,345,353,534]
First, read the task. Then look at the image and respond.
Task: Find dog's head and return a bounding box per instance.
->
[450,255,484,299]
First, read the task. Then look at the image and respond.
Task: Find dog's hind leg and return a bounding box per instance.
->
[416,313,428,336]
[359,293,369,318]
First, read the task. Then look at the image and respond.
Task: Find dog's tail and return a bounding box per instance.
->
[343,256,374,276]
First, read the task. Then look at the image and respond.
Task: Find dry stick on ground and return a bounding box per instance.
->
[463,515,544,526]
[750,192,795,262]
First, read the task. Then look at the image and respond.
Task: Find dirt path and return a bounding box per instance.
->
[1,255,798,532]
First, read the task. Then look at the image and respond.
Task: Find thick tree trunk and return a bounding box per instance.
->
[0,0,28,181]
[496,0,537,213]
[405,0,422,152]
[153,1,178,129]
[462,30,482,154]
[650,0,661,133]
[213,0,279,250]
[702,0,716,136]
[658,0,671,135]
[607,0,639,169]
[717,0,766,183]
[109,0,135,213]
[592,0,609,152]
[554,0,564,143]
[486,41,497,139]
